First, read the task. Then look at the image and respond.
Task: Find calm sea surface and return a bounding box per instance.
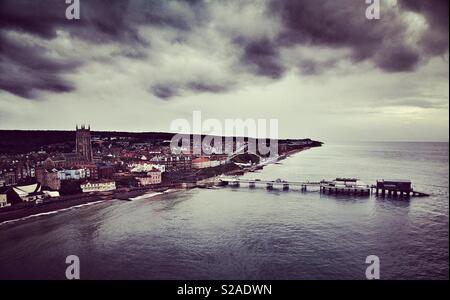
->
[0,142,448,279]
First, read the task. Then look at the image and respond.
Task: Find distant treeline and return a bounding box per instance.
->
[0,130,175,154]
[0,130,322,154]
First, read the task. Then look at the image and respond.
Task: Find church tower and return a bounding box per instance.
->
[75,124,93,162]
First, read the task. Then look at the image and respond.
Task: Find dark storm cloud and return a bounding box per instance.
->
[151,83,179,100]
[0,0,136,98]
[0,0,206,42]
[268,0,428,73]
[374,45,420,72]
[151,80,233,99]
[239,38,285,79]
[398,0,449,56]
[298,59,338,76]
[0,0,448,100]
[0,0,135,42]
[0,0,66,39]
[187,81,232,94]
[0,33,77,98]
[224,0,448,81]
[0,0,207,98]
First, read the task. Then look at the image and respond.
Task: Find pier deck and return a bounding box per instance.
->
[218,177,429,198]
[219,177,321,191]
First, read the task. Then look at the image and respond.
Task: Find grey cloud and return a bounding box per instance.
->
[151,84,179,100]
[387,98,448,109]
[298,58,338,76]
[231,0,448,79]
[398,0,449,56]
[0,33,78,98]
[0,0,205,43]
[268,0,433,73]
[0,0,207,98]
[151,80,234,100]
[187,81,232,94]
[239,37,285,79]
[0,0,448,100]
[374,46,420,73]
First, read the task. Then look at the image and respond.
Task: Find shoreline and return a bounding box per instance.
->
[0,146,316,225]
[0,195,104,225]
[0,185,171,224]
[0,187,184,225]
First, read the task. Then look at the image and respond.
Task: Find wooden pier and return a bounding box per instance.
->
[219,177,321,191]
[320,179,370,196]
[218,177,429,198]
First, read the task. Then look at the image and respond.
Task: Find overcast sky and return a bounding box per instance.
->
[0,0,448,141]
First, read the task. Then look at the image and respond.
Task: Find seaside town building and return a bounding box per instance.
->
[75,163,98,179]
[14,184,45,202]
[80,180,116,193]
[35,168,61,191]
[49,126,95,168]
[97,164,115,179]
[129,162,166,173]
[43,156,66,169]
[15,162,35,181]
[149,155,192,173]
[0,192,10,208]
[57,168,86,180]
[63,153,86,165]
[192,156,227,169]
[76,125,94,162]
[0,183,44,205]
[136,168,162,186]
[0,169,17,187]
[43,190,60,198]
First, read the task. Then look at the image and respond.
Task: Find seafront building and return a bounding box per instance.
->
[0,183,44,205]
[129,162,166,173]
[0,192,10,208]
[57,168,86,180]
[192,156,227,169]
[135,168,162,186]
[80,180,116,193]
[0,169,17,187]
[149,155,192,173]
[35,168,61,191]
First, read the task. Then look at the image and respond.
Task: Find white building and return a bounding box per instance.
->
[136,169,162,186]
[57,168,86,180]
[12,183,45,202]
[192,157,226,169]
[44,190,60,198]
[0,193,10,208]
[80,181,116,193]
[129,162,166,173]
